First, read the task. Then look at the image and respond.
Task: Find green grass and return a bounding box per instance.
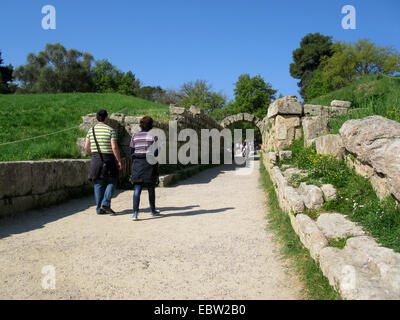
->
[259,155,340,300]
[327,236,352,250]
[308,74,400,133]
[282,138,400,253]
[0,93,169,161]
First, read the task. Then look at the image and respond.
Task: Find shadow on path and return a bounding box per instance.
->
[115,206,235,221]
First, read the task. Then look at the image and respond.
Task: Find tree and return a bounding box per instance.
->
[289,33,334,99]
[92,59,140,95]
[13,43,94,93]
[177,80,227,115]
[0,50,14,94]
[231,74,277,119]
[305,39,400,100]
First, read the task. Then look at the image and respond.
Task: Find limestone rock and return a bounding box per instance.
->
[296,214,328,261]
[268,152,277,164]
[321,184,337,201]
[302,116,329,146]
[0,162,33,198]
[282,167,303,180]
[77,138,88,157]
[340,116,400,201]
[304,104,323,117]
[284,186,305,214]
[329,106,348,117]
[316,213,365,239]
[279,150,292,161]
[189,105,203,115]
[298,183,324,210]
[331,100,351,108]
[315,134,345,159]
[267,96,302,118]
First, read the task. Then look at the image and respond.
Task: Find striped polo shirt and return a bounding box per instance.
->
[86,123,117,154]
[130,131,156,154]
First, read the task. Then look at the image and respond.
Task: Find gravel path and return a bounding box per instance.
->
[0,158,303,299]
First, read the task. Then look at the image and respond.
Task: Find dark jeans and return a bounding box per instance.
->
[93,177,117,214]
[133,184,155,213]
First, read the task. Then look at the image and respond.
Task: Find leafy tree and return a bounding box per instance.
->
[0,50,15,94]
[92,59,140,95]
[231,74,277,119]
[305,39,400,100]
[290,33,334,99]
[116,71,140,96]
[177,80,227,115]
[13,43,94,93]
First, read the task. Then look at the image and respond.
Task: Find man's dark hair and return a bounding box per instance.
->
[96,109,108,122]
[140,116,153,131]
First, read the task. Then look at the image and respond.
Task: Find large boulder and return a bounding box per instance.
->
[315,134,345,159]
[340,116,400,201]
[267,96,302,118]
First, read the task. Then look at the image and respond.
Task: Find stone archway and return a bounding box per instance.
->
[220,113,264,132]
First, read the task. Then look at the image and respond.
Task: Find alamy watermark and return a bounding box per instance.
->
[41,265,56,290]
[342,5,356,30]
[142,123,256,175]
[42,5,56,30]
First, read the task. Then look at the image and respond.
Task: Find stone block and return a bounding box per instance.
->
[267,96,302,118]
[298,183,324,210]
[321,184,337,201]
[304,104,323,116]
[315,134,345,159]
[279,150,292,161]
[296,214,328,261]
[331,100,352,108]
[302,116,329,146]
[0,162,32,198]
[316,213,365,239]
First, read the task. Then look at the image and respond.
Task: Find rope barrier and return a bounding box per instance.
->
[0,108,129,147]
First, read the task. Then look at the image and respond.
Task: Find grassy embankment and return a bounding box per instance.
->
[259,155,340,300]
[0,93,169,162]
[308,74,400,131]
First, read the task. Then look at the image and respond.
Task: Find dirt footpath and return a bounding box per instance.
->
[0,158,303,299]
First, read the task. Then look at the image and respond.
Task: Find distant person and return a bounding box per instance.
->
[130,116,161,221]
[85,109,122,215]
[242,141,247,158]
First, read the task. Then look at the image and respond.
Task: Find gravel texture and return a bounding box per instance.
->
[0,158,303,299]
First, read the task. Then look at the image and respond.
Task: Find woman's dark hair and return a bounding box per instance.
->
[140,116,153,131]
[96,109,108,122]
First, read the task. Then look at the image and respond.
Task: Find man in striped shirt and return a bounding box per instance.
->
[85,109,122,215]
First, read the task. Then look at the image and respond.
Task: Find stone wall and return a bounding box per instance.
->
[260,96,351,152]
[261,97,400,299]
[0,160,91,217]
[1,105,225,217]
[263,152,400,300]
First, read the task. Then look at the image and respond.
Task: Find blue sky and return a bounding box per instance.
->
[1,0,399,100]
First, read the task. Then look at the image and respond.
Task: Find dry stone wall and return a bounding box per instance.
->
[1,105,225,217]
[263,152,400,300]
[261,96,400,299]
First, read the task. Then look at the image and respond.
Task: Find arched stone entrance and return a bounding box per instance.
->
[220,113,264,131]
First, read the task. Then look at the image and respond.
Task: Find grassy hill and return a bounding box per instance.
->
[0,93,169,161]
[308,74,400,133]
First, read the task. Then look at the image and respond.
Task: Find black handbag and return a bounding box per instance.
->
[92,127,116,179]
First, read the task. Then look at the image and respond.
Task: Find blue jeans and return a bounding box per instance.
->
[133,184,155,213]
[93,177,117,214]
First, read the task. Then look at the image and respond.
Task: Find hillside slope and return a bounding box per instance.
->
[0,93,169,161]
[308,75,400,132]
